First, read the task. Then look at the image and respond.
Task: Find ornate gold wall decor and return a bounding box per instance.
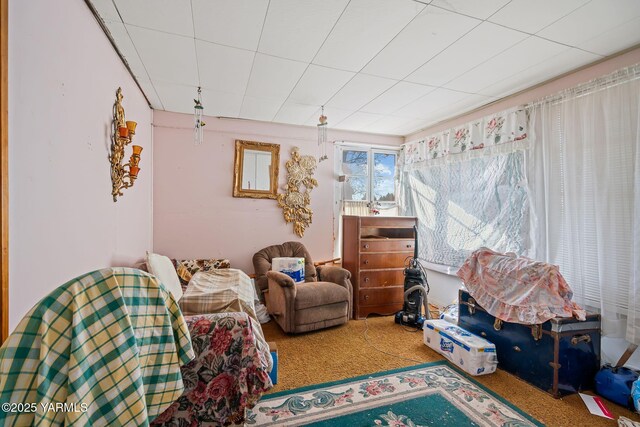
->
[110,87,142,202]
[277,147,318,237]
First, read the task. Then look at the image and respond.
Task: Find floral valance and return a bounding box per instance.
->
[401,107,529,165]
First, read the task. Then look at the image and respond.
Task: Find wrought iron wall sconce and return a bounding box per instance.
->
[110,87,142,202]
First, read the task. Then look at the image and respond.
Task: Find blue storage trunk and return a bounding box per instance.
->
[458,290,601,398]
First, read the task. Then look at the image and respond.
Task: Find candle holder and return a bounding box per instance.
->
[110,87,141,202]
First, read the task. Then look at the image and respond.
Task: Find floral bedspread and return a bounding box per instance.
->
[457,247,586,324]
[151,312,273,426]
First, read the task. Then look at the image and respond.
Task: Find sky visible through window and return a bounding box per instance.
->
[342,150,396,202]
[374,153,395,201]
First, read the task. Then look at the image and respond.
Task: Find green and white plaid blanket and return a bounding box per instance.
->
[0,267,194,426]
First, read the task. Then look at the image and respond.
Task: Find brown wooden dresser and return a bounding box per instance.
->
[342,215,417,319]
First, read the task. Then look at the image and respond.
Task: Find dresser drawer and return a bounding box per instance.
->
[360,253,410,269]
[360,269,405,288]
[359,286,404,306]
[360,239,414,252]
[360,217,416,228]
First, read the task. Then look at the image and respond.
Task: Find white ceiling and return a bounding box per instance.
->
[90,0,640,136]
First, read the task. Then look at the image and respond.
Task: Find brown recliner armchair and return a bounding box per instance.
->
[253,242,352,334]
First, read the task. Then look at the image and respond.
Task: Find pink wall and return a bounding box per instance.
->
[407,47,640,140]
[8,0,153,329]
[153,111,402,273]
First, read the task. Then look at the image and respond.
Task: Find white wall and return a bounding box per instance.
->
[8,0,153,329]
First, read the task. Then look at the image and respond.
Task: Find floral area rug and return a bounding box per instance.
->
[246,361,542,426]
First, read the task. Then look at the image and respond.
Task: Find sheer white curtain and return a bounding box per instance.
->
[528,64,640,342]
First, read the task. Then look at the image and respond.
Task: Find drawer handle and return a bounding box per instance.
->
[364,277,370,283]
[364,244,370,249]
[364,295,370,300]
[513,346,521,352]
[364,260,369,265]
[571,334,591,345]
[493,319,503,331]
[406,244,412,248]
[480,331,487,337]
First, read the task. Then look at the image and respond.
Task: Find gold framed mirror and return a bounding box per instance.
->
[233,140,280,199]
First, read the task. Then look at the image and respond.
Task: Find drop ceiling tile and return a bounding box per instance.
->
[363,7,479,79]
[200,88,244,118]
[114,0,194,37]
[106,22,148,80]
[402,94,492,130]
[127,26,198,85]
[274,101,319,125]
[335,112,385,131]
[362,82,436,115]
[578,16,640,56]
[432,93,494,119]
[430,0,510,19]
[192,0,268,50]
[445,36,567,93]
[287,65,355,106]
[245,54,307,101]
[395,118,433,136]
[313,0,424,72]
[197,40,255,95]
[366,116,414,134]
[394,88,469,119]
[327,74,397,111]
[537,0,640,48]
[303,106,354,127]
[478,48,601,97]
[239,96,282,122]
[489,0,590,34]
[406,22,528,87]
[258,0,350,62]
[154,82,199,114]
[90,0,121,22]
[137,78,163,109]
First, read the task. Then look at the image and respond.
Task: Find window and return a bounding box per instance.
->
[341,147,398,204]
[334,145,399,258]
[399,151,529,270]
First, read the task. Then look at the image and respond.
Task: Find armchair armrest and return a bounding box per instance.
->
[265,271,297,331]
[266,270,296,288]
[316,266,353,319]
[316,265,351,284]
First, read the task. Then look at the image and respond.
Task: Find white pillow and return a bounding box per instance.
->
[146,252,183,301]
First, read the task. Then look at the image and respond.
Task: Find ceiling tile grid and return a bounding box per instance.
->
[89,0,640,136]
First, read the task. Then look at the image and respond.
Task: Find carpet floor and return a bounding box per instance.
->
[261,316,640,427]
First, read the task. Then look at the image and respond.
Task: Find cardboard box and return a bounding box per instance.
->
[268,342,278,385]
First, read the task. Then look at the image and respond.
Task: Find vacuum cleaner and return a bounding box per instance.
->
[395,226,430,329]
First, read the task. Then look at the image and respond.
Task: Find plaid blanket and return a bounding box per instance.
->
[0,267,194,426]
[179,268,272,371]
[179,268,257,318]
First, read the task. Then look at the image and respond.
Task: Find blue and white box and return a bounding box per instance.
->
[272,257,305,283]
[423,319,497,376]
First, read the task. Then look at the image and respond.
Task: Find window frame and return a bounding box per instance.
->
[339,145,399,204]
[333,143,400,259]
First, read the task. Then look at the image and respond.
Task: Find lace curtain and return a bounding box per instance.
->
[343,201,370,216]
[528,64,640,342]
[398,108,531,269]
